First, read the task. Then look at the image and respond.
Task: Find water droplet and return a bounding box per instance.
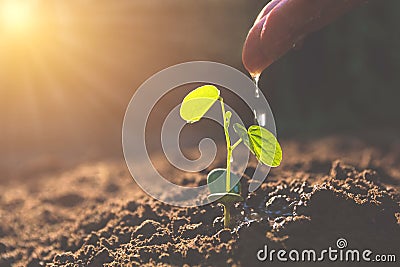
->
[258,112,266,127]
[251,73,260,98]
[250,73,267,126]
[253,109,267,127]
[230,154,234,163]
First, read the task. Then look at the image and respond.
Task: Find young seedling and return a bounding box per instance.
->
[180,84,282,228]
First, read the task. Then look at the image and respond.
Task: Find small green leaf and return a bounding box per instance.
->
[248,125,282,167]
[233,123,251,148]
[207,168,241,195]
[234,124,282,167]
[225,111,232,127]
[180,85,220,123]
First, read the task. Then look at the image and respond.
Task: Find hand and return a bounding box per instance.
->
[242,0,367,76]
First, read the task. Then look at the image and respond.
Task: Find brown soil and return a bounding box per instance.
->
[0,136,399,266]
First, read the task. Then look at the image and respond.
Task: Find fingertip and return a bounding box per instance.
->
[242,17,272,77]
[243,0,286,76]
[254,0,282,26]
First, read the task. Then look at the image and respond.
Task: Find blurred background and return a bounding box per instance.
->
[1,0,399,180]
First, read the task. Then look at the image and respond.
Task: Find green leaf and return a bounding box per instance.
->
[247,125,282,167]
[234,124,282,167]
[180,85,220,123]
[233,123,251,148]
[207,168,241,195]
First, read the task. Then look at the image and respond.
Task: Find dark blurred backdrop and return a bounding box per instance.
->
[263,0,400,136]
[0,0,399,179]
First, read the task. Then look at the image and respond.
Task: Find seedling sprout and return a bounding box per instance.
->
[180,85,282,228]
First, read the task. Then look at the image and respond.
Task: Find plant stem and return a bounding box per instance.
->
[219,97,238,229]
[219,97,231,193]
[223,203,231,229]
[231,139,242,151]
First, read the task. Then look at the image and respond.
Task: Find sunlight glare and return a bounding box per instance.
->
[1,1,34,34]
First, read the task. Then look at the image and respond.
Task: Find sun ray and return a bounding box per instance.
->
[0,1,156,169]
[1,0,35,35]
